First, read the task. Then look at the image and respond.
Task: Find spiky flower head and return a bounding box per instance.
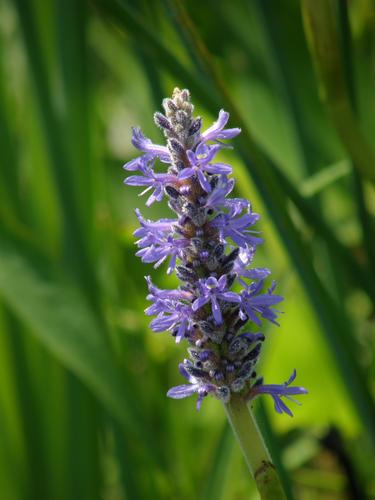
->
[124,88,307,413]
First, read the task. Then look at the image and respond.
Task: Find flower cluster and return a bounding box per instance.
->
[124,88,307,413]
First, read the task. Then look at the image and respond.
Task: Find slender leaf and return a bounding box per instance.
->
[0,232,159,459]
[13,0,98,304]
[202,422,233,500]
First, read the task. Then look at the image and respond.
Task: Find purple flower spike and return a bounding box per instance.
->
[124,88,307,413]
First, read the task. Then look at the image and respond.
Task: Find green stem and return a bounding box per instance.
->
[224,394,287,499]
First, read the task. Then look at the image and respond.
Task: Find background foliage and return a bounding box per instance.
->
[0,0,375,498]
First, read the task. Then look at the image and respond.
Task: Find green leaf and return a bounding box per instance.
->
[300,160,351,197]
[202,422,233,500]
[0,234,157,458]
[13,0,97,302]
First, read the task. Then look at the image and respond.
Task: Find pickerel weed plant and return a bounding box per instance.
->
[124,88,307,498]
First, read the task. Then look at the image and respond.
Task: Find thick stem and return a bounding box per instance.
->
[224,394,287,499]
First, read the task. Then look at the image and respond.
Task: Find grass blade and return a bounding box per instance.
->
[202,422,233,500]
[13,0,98,304]
[301,0,375,185]
[0,231,160,460]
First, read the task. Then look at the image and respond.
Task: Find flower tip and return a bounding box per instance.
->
[287,369,297,385]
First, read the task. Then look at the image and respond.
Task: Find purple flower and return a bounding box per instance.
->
[134,209,177,239]
[150,302,193,343]
[201,109,241,143]
[135,214,189,273]
[200,175,235,211]
[136,236,188,274]
[131,127,170,161]
[125,160,177,206]
[225,198,251,217]
[192,275,241,324]
[239,280,283,326]
[211,210,263,248]
[123,153,153,172]
[124,88,306,414]
[177,143,232,193]
[249,370,308,416]
[146,276,193,304]
[167,363,225,410]
[232,246,271,280]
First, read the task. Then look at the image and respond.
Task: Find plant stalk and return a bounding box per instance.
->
[224,394,287,499]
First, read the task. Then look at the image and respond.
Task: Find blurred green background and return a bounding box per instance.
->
[1,0,375,498]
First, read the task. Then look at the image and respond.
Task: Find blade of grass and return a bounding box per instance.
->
[111,419,148,500]
[251,0,351,306]
[13,0,98,307]
[337,0,375,277]
[254,0,312,175]
[0,313,28,500]
[55,0,97,262]
[201,422,234,500]
[0,304,103,500]
[301,0,375,185]
[2,309,48,500]
[91,0,220,108]
[64,374,102,500]
[0,43,23,223]
[300,160,351,197]
[160,0,213,79]
[0,28,58,252]
[0,230,161,463]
